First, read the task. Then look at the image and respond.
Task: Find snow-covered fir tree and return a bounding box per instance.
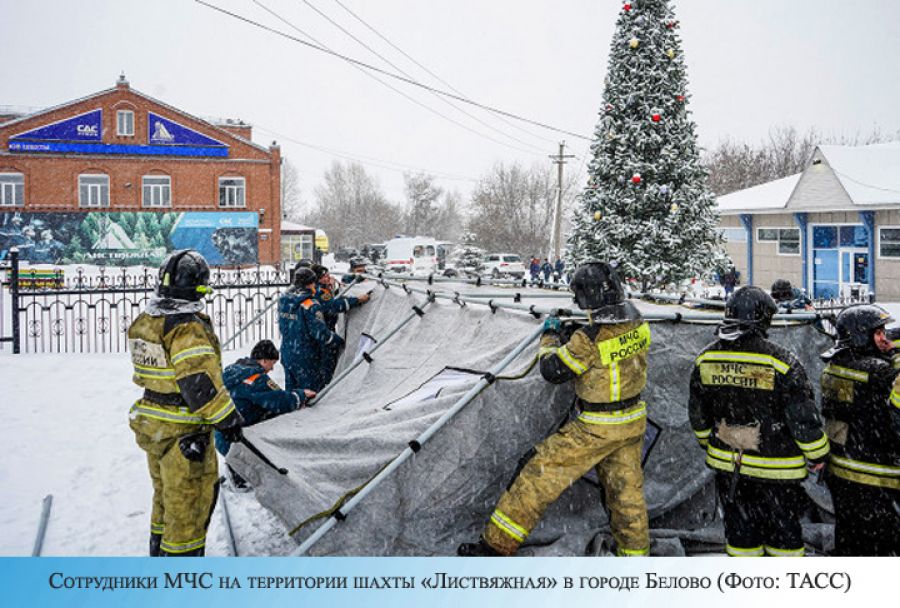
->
[568,0,726,289]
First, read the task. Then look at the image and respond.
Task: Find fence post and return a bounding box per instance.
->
[10,248,20,354]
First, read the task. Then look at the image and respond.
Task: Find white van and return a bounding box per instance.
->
[384,236,439,275]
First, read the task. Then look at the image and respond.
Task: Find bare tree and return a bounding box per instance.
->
[705,125,899,195]
[467,162,571,257]
[403,172,443,236]
[281,159,304,222]
[304,161,403,249]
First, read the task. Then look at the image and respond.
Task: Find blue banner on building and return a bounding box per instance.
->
[9,109,102,142]
[148,112,226,148]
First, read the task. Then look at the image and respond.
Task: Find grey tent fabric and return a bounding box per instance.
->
[227,278,833,556]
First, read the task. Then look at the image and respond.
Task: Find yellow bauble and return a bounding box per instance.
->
[667,48,675,59]
[669,203,679,213]
[629,38,640,49]
[594,211,602,221]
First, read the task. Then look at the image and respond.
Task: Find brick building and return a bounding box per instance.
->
[0,75,282,266]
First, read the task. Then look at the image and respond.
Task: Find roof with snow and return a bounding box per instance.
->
[716,141,900,214]
[280,221,316,233]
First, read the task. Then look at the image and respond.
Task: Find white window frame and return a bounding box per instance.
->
[877,225,900,259]
[719,227,747,243]
[218,176,246,208]
[0,173,24,206]
[756,227,800,256]
[78,174,110,208]
[142,175,171,208]
[116,110,134,136]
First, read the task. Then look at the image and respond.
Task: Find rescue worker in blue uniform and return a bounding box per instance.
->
[771,279,813,312]
[215,339,316,457]
[459,261,652,557]
[341,257,368,285]
[820,305,900,555]
[689,286,829,557]
[313,263,371,384]
[278,267,343,392]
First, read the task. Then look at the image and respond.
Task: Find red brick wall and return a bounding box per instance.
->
[0,82,282,264]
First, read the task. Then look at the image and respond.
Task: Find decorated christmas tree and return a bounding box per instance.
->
[567,0,725,289]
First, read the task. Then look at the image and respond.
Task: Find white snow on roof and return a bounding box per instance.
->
[819,142,900,205]
[715,173,801,213]
[280,221,315,232]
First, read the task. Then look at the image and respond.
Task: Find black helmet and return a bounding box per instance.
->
[771,279,793,301]
[723,286,777,335]
[158,250,211,301]
[569,261,625,310]
[349,257,367,270]
[835,304,893,351]
[293,267,317,287]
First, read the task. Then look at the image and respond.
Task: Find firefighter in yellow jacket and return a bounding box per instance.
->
[459,261,651,556]
[128,250,243,556]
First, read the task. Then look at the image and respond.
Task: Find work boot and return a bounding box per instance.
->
[457,538,502,557]
[227,464,251,492]
[149,533,162,557]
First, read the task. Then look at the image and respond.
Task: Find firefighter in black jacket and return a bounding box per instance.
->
[820,305,900,556]
[689,286,829,557]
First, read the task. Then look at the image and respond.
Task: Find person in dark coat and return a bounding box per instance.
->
[541,259,553,282]
[554,257,565,282]
[214,339,316,458]
[313,264,371,384]
[278,268,344,393]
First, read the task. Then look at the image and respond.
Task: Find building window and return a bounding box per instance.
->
[879,227,900,258]
[0,173,24,206]
[117,110,134,136]
[757,227,800,255]
[719,227,747,243]
[78,174,110,208]
[218,177,245,208]
[142,175,171,208]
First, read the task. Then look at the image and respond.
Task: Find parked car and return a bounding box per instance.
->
[482,253,526,279]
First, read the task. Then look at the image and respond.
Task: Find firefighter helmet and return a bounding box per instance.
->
[569,262,625,310]
[349,257,367,271]
[157,249,211,301]
[834,304,893,351]
[723,286,777,335]
[770,279,793,301]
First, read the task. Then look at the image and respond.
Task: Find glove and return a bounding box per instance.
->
[219,425,243,444]
[178,432,210,462]
[543,316,561,334]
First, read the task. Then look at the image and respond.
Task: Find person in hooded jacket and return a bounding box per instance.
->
[278,267,344,392]
[820,304,900,556]
[689,286,829,557]
[459,261,651,557]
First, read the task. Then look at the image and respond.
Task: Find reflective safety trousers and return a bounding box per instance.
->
[484,413,649,556]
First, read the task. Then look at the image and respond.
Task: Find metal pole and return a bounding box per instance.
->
[307,298,434,407]
[11,248,20,354]
[218,484,239,557]
[31,494,53,556]
[221,296,279,351]
[294,324,545,556]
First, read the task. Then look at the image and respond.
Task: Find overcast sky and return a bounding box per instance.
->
[2,0,899,207]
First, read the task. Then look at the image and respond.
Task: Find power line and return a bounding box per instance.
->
[329,0,557,146]
[194,0,591,141]
[251,0,540,155]
[299,0,546,154]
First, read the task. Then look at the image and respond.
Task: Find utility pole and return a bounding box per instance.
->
[549,141,574,260]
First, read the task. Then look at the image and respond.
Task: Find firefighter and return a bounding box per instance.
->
[459,261,652,557]
[689,286,829,557]
[278,266,343,392]
[820,305,900,556]
[312,263,370,384]
[128,250,244,556]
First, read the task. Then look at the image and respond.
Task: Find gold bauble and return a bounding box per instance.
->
[594,211,602,221]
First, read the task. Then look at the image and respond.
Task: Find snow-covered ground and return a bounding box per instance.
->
[0,349,296,556]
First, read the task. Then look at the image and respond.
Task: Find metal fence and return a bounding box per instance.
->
[2,250,292,354]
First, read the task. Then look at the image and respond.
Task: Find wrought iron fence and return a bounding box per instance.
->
[2,250,293,354]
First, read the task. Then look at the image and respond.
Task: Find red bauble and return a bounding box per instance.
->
[675,95,685,102]
[651,113,661,122]
[631,174,642,184]
[624,3,632,11]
